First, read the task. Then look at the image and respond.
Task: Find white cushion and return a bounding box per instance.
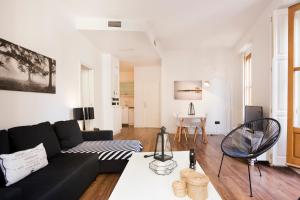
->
[0,143,48,186]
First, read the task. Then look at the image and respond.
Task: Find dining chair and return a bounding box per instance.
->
[174,113,189,142]
[192,114,208,143]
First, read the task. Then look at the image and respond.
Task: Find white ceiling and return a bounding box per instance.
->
[81,30,161,66]
[63,0,273,64]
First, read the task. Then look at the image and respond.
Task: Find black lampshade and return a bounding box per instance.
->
[73,107,84,120]
[84,107,94,120]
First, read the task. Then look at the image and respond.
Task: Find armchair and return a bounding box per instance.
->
[217,118,281,197]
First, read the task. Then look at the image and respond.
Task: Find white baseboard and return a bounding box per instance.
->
[271,156,286,166]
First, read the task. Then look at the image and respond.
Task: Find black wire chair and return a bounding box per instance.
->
[217,118,281,197]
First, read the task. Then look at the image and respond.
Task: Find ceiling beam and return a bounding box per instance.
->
[76,18,163,57]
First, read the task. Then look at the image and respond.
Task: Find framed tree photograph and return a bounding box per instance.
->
[0,38,56,94]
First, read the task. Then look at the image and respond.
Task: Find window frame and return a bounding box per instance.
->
[243,53,252,108]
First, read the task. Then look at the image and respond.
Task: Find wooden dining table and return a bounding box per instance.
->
[174,114,208,144]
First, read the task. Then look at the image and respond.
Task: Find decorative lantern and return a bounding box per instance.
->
[154,126,173,161]
[150,127,177,175]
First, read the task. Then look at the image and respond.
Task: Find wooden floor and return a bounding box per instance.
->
[80,128,300,200]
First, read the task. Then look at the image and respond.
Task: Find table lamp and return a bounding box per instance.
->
[73,107,86,130]
[85,107,94,120]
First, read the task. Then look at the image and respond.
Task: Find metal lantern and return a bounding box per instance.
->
[150,126,177,175]
[154,126,173,162]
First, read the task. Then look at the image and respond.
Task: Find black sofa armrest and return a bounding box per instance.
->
[0,187,23,200]
[82,130,113,141]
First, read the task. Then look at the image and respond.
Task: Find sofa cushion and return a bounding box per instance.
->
[8,122,61,159]
[0,143,48,186]
[54,120,83,149]
[0,130,10,187]
[0,130,10,154]
[0,187,23,200]
[13,153,98,200]
[82,130,113,141]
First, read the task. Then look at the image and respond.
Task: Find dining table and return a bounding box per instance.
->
[174,113,208,144]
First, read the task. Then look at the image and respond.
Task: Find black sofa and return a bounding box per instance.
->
[0,120,117,200]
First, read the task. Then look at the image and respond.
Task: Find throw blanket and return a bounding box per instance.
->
[61,140,143,160]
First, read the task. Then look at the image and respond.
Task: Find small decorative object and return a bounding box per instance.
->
[188,102,195,115]
[149,159,177,175]
[190,149,196,169]
[154,126,173,161]
[149,127,177,175]
[180,168,195,182]
[172,180,186,197]
[174,169,210,200]
[186,173,209,200]
[0,38,56,93]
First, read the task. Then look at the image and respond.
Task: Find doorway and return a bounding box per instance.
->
[81,64,94,130]
[134,66,160,128]
[120,62,134,127]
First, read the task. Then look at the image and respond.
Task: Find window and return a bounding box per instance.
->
[243,53,252,106]
[287,3,300,166]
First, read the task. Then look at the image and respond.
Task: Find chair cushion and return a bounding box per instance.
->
[13,153,98,200]
[222,146,250,158]
[8,122,61,159]
[53,120,83,149]
[232,128,264,153]
[0,130,10,187]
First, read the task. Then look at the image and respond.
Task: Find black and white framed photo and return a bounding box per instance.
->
[0,38,56,94]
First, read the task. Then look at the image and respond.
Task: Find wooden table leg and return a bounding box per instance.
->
[178,118,184,142]
[200,117,208,144]
[184,127,188,142]
[174,127,179,141]
[193,127,198,143]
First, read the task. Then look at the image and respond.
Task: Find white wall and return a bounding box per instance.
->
[97,54,122,133]
[81,66,94,107]
[161,50,240,134]
[97,54,113,130]
[0,0,103,129]
[234,0,300,165]
[235,0,300,117]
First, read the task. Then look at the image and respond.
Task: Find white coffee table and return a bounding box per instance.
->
[109,151,222,200]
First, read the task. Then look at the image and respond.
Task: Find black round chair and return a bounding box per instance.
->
[217,118,281,197]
